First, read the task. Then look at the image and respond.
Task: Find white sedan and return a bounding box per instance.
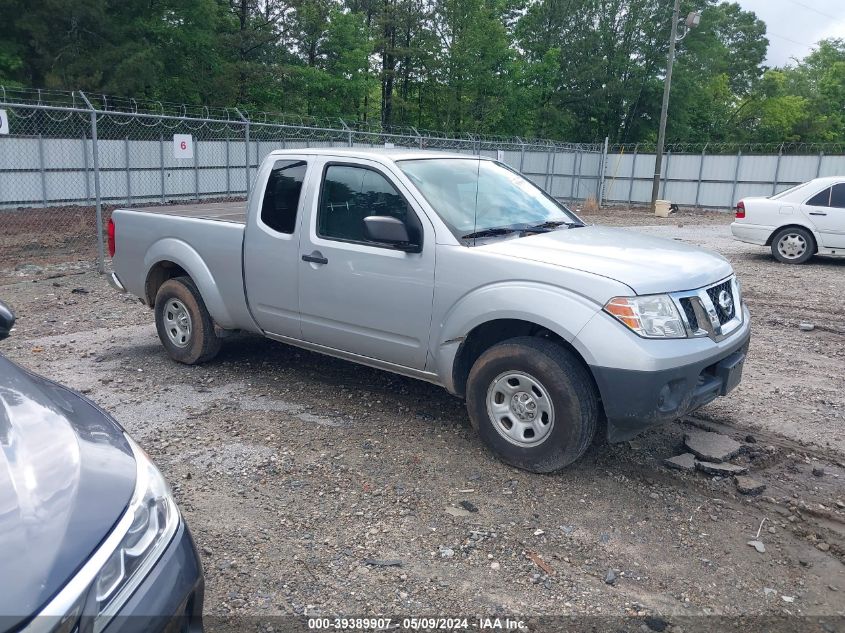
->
[731,176,845,264]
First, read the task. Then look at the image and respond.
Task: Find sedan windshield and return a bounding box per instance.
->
[397,158,582,241]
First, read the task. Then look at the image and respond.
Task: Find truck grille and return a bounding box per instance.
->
[705,280,736,324]
[672,275,742,340]
[679,298,699,331]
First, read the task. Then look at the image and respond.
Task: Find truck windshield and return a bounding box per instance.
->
[397,158,582,241]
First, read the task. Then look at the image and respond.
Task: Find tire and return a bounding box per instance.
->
[771,226,815,264]
[466,336,598,473]
[154,276,221,364]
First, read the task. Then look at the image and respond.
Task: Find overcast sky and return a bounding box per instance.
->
[735,0,845,67]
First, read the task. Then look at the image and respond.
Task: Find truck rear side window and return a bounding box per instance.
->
[261,160,307,234]
[317,164,420,244]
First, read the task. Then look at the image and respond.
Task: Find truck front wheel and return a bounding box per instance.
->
[154,276,221,364]
[466,337,597,472]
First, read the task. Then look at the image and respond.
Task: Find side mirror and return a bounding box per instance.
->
[0,300,15,340]
[363,216,420,252]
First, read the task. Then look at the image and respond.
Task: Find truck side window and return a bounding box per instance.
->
[806,187,831,207]
[318,164,421,245]
[830,183,845,209]
[260,160,307,234]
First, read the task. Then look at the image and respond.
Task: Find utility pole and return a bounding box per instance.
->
[650,2,700,213]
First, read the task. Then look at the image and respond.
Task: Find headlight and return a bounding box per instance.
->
[604,295,686,338]
[90,435,179,630]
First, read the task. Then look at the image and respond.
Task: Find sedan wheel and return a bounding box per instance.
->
[771,227,815,264]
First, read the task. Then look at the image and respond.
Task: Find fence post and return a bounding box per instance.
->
[124,136,132,206]
[225,135,231,196]
[816,151,824,178]
[80,91,105,273]
[730,149,742,208]
[627,144,638,206]
[694,144,706,209]
[193,135,200,201]
[598,137,608,206]
[548,149,557,199]
[235,109,250,195]
[82,134,91,204]
[772,144,783,196]
[574,149,582,202]
[38,134,47,205]
[544,145,553,191]
[518,138,525,174]
[159,133,166,203]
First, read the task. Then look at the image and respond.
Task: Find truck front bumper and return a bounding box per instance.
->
[589,318,751,443]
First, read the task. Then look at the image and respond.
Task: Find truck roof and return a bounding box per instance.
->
[265,148,492,162]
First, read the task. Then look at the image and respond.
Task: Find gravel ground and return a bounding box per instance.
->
[1,206,844,631]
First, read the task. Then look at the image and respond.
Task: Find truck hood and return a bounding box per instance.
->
[0,355,135,629]
[479,225,733,294]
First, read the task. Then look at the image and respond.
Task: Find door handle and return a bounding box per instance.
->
[808,212,827,216]
[302,252,328,265]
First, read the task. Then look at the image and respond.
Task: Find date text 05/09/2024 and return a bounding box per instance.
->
[307,617,528,630]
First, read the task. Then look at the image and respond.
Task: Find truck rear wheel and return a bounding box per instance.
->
[154,277,221,364]
[466,337,597,472]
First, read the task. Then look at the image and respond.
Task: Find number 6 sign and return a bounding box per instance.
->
[173,134,194,159]
[0,109,9,135]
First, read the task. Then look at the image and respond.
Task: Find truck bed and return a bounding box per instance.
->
[111,201,255,331]
[133,201,247,224]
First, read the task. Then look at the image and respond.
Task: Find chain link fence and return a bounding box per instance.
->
[602,142,845,210]
[0,88,605,282]
[5,87,845,284]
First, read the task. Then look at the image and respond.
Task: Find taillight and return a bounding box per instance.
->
[735,200,746,219]
[107,218,116,258]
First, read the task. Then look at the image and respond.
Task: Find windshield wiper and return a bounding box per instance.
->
[461,227,520,240]
[525,220,581,232]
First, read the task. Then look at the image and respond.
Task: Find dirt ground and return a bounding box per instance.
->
[1,206,843,632]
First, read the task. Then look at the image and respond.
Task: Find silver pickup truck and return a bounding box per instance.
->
[109,149,750,472]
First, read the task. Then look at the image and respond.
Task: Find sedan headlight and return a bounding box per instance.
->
[90,435,179,630]
[604,295,686,338]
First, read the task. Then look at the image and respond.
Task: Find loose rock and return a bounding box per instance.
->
[799,322,815,332]
[696,460,748,476]
[734,475,766,495]
[664,453,696,472]
[605,569,617,585]
[747,540,766,553]
[812,467,825,477]
[684,431,742,462]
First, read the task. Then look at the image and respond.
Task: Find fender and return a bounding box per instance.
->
[431,281,603,390]
[143,238,238,329]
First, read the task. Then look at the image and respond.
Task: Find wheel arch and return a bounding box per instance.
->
[143,238,236,328]
[766,223,819,251]
[449,318,600,404]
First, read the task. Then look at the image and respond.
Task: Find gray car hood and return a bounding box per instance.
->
[0,355,135,630]
[480,225,733,294]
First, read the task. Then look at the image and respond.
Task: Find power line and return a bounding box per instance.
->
[784,0,843,23]
[768,31,816,47]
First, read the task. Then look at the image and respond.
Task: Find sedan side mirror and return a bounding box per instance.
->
[363,216,421,253]
[0,300,15,340]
